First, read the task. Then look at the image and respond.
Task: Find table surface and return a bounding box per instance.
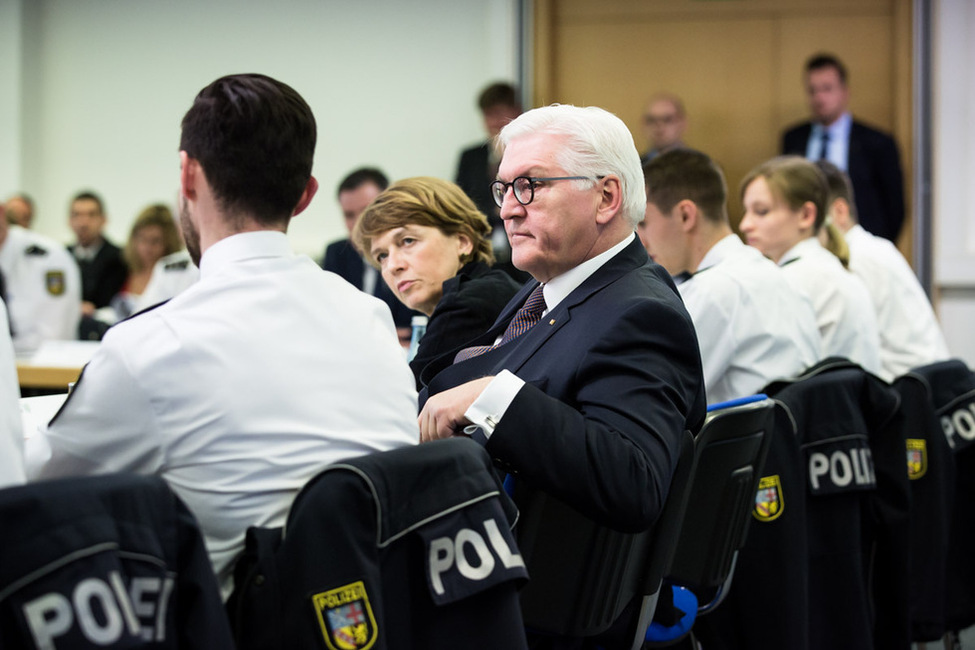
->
[16,340,100,390]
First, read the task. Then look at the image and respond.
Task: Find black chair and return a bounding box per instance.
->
[514,430,696,650]
[0,473,234,649]
[229,437,529,650]
[667,396,775,608]
[908,359,975,635]
[645,396,775,647]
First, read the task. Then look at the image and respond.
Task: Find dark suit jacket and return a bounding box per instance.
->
[782,119,905,242]
[409,261,521,389]
[420,237,707,532]
[68,238,128,308]
[322,238,416,329]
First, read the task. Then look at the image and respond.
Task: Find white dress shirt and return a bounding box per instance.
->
[0,225,82,355]
[845,224,949,380]
[465,233,636,436]
[679,235,823,404]
[778,237,882,376]
[27,231,419,597]
[0,300,24,488]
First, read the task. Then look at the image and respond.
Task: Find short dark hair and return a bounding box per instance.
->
[179,73,316,227]
[643,149,728,224]
[805,53,848,85]
[71,190,105,215]
[336,168,389,198]
[815,160,858,222]
[477,82,519,112]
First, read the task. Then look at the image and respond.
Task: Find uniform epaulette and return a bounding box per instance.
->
[164,260,190,271]
[24,244,48,256]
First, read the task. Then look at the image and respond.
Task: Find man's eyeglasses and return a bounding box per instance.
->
[490,176,598,208]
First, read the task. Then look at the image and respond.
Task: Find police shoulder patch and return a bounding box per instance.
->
[753,474,784,522]
[45,270,66,296]
[906,438,927,480]
[312,581,378,650]
[164,260,190,271]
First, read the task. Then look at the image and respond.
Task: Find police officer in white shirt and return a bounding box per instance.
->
[815,161,949,380]
[0,215,81,355]
[639,149,823,404]
[740,156,882,376]
[0,288,25,488]
[26,74,420,598]
[135,248,199,312]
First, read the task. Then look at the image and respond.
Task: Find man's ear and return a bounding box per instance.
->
[291,176,320,217]
[595,175,623,225]
[179,151,199,201]
[676,199,698,233]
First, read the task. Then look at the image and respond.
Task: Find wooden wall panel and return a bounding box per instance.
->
[535,0,912,247]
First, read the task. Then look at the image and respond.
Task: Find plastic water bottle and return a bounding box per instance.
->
[407,315,428,362]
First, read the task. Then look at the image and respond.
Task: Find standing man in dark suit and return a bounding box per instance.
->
[420,104,706,537]
[67,191,128,317]
[455,82,529,282]
[781,53,905,242]
[321,168,415,343]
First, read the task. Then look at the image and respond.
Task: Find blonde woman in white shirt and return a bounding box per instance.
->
[739,155,881,375]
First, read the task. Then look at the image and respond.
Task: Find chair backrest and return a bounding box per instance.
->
[0,473,233,649]
[229,437,529,650]
[666,396,775,611]
[514,429,696,648]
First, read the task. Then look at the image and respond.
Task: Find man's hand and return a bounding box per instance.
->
[418,377,493,442]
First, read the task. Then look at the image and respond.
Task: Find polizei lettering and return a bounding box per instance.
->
[426,517,527,605]
[941,400,975,451]
[21,571,174,649]
[806,439,876,496]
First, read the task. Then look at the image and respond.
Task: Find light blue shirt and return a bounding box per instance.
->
[806,111,852,171]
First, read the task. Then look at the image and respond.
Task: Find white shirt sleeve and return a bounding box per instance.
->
[463,369,525,439]
[0,302,25,489]
[25,338,163,480]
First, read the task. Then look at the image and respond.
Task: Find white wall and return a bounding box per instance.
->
[933,0,975,365]
[2,0,520,259]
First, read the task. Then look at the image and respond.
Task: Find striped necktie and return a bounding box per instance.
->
[454,284,547,362]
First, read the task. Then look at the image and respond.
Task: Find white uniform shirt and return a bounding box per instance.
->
[0,225,81,355]
[679,235,823,404]
[845,224,949,380]
[135,249,200,312]
[27,231,419,596]
[0,300,24,488]
[778,237,882,375]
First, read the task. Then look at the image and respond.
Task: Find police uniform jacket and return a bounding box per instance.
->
[909,359,975,632]
[134,249,200,312]
[679,234,823,404]
[845,224,950,381]
[0,225,81,354]
[778,237,882,376]
[229,438,529,650]
[0,473,234,649]
[0,300,24,489]
[26,231,420,597]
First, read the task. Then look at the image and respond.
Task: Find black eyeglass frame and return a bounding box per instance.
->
[490,175,601,208]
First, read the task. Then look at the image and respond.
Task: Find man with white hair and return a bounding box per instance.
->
[419,104,705,536]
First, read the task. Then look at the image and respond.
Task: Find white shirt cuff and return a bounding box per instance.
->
[463,369,525,439]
